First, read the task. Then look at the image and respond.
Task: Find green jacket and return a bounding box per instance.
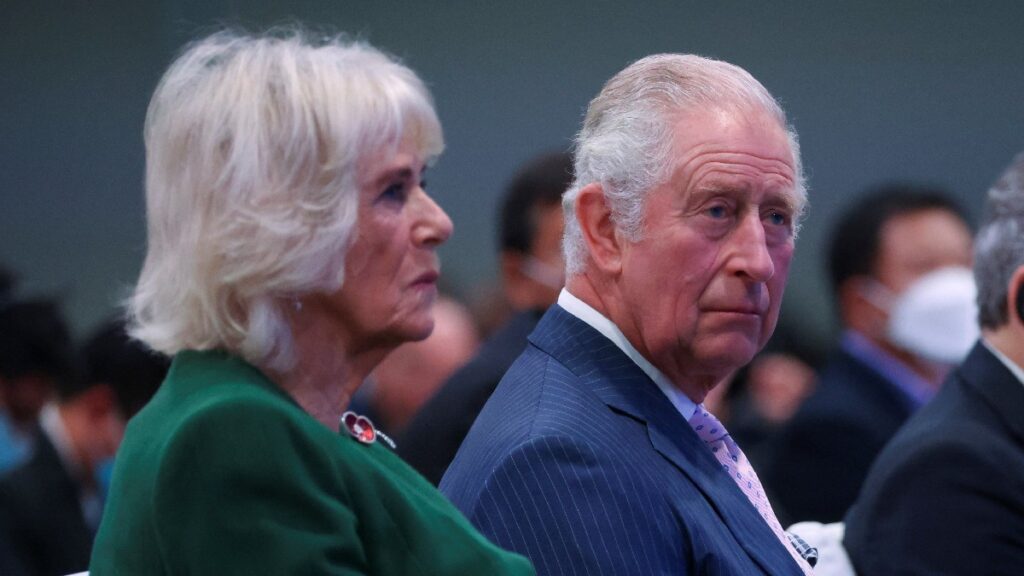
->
[90,350,534,575]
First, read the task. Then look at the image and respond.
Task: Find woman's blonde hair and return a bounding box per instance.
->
[130,28,443,371]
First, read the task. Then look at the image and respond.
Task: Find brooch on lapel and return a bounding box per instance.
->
[341,411,396,449]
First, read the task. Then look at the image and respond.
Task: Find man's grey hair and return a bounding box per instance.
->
[562,54,806,276]
[975,151,1024,329]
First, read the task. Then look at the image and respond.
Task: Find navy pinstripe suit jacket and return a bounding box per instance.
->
[441,305,804,575]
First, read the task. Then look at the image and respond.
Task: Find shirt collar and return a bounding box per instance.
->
[981,338,1024,388]
[40,403,104,530]
[39,403,80,476]
[557,289,697,420]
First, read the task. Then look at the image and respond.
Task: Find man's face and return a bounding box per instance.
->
[502,202,566,311]
[617,106,798,395]
[0,373,54,425]
[525,203,566,304]
[874,208,973,293]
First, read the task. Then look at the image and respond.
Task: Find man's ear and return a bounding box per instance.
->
[1009,265,1024,325]
[575,183,623,275]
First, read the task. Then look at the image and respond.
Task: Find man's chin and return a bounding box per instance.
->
[696,336,761,371]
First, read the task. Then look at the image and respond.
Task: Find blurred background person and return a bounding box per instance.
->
[89,30,532,575]
[766,184,975,524]
[398,151,571,484]
[352,295,479,434]
[845,152,1024,575]
[0,290,74,474]
[0,318,167,576]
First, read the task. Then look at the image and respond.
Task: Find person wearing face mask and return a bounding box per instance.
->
[844,152,1024,575]
[0,318,167,576]
[765,184,974,525]
[397,151,571,485]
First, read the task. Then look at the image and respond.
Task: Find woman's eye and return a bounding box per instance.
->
[379,183,408,203]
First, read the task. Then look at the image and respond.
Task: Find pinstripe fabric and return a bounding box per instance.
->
[441,306,805,575]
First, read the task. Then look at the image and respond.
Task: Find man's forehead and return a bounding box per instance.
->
[665,106,802,205]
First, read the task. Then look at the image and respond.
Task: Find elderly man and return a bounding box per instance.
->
[442,54,813,574]
[843,153,1024,574]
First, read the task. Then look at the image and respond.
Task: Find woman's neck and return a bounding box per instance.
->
[267,302,390,432]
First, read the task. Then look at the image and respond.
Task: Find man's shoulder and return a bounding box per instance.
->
[450,311,543,387]
[0,432,64,500]
[441,343,658,503]
[844,374,1024,574]
[861,368,1016,481]
[457,343,597,452]
[792,349,910,428]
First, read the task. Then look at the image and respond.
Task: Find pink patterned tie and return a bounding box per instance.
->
[689,406,813,574]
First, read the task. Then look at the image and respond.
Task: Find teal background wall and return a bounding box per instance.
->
[3,1,1022,346]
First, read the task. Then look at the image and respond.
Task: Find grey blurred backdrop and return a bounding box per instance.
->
[2,1,1022,347]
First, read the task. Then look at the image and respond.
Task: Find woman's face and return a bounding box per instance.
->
[322,137,453,351]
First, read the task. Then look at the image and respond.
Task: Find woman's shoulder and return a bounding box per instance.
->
[140,350,306,425]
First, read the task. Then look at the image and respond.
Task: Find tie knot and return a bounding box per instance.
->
[688,407,729,444]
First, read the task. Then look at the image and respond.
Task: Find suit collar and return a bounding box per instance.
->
[529,306,804,575]
[528,305,683,425]
[555,291,698,419]
[958,341,1024,445]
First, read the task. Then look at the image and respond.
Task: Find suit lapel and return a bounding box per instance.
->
[958,342,1024,446]
[529,306,801,575]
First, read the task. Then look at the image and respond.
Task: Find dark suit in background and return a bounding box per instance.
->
[0,431,93,576]
[843,342,1024,575]
[766,346,914,524]
[442,307,805,575]
[398,309,542,484]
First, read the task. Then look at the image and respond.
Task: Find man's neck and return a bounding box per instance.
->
[558,287,699,419]
[43,403,92,486]
[864,332,947,388]
[565,275,716,403]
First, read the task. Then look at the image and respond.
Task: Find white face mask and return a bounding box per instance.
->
[872,267,979,364]
[521,256,565,290]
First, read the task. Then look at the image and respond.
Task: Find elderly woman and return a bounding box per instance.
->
[89,30,534,575]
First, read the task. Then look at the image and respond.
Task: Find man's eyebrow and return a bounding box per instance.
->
[692,182,750,197]
[763,188,800,212]
[690,183,800,211]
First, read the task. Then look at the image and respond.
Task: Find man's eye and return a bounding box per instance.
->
[707,205,728,219]
[766,210,789,227]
